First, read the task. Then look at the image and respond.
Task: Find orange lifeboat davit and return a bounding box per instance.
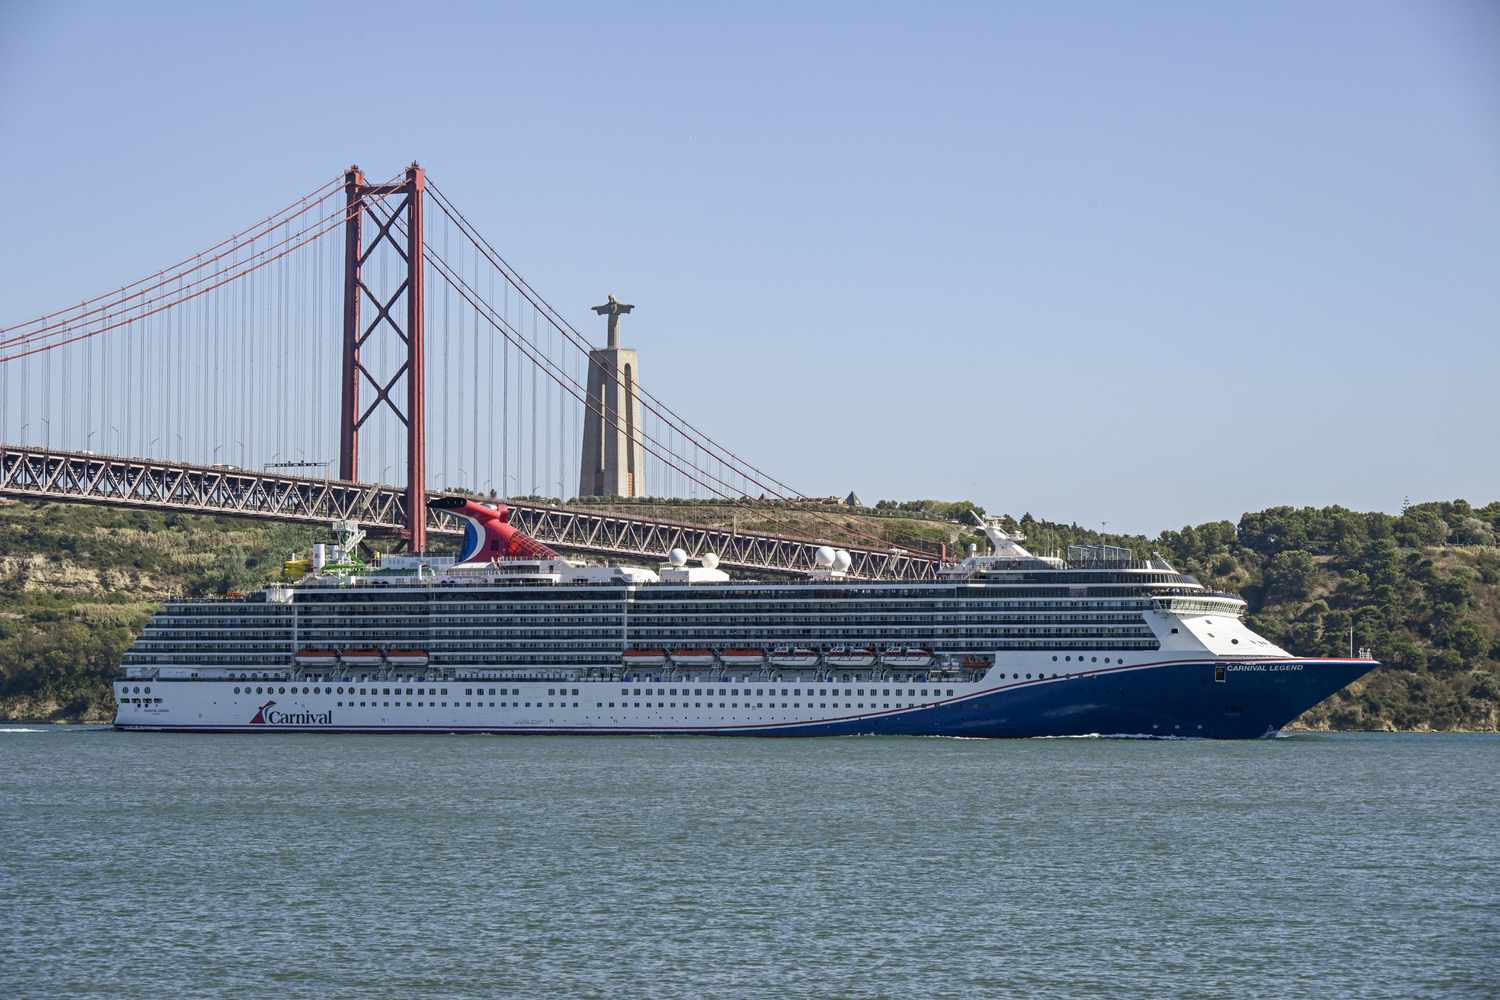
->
[623,648,668,667]
[768,646,820,668]
[880,647,934,668]
[825,645,876,668]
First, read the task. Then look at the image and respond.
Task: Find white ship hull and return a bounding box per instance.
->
[113,653,1376,739]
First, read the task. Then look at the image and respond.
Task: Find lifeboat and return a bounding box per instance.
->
[339,648,384,666]
[768,645,820,668]
[880,647,934,668]
[386,649,429,667]
[293,648,338,666]
[622,648,668,667]
[825,645,876,668]
[718,647,765,667]
[669,648,716,667]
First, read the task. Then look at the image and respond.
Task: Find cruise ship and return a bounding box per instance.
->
[113,498,1377,739]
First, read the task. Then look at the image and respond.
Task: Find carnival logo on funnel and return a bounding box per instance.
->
[249,699,333,726]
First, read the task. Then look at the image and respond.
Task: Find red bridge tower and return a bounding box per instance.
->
[338,163,427,552]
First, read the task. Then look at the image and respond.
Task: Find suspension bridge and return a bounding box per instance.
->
[0,164,944,580]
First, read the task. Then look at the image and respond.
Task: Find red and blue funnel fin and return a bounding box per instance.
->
[431,497,558,563]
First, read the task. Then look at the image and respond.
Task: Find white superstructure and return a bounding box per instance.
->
[109,507,1378,740]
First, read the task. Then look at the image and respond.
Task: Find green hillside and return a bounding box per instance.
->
[1,496,1496,730]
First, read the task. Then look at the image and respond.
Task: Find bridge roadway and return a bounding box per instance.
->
[0,444,942,581]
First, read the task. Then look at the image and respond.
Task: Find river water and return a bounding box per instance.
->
[1,729,1496,999]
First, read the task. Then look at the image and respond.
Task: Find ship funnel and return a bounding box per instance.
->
[431,496,558,563]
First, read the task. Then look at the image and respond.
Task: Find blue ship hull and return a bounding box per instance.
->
[756,658,1377,740]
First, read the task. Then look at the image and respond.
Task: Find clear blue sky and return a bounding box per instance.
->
[2,1,1496,534]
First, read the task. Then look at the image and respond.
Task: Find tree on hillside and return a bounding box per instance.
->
[1265,550,1316,603]
[1396,507,1449,548]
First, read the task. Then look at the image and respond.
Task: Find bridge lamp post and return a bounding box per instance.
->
[213,444,223,465]
[40,417,50,449]
[20,422,29,443]
[237,440,246,469]
[456,466,468,493]
[110,425,119,452]
[505,473,519,499]
[86,429,96,452]
[382,463,393,486]
[175,433,185,460]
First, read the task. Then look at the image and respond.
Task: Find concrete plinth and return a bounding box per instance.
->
[578,345,646,497]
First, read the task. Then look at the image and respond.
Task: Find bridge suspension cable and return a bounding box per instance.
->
[0,162,928,560]
[0,175,344,337]
[426,180,814,505]
[0,172,403,360]
[416,181,907,550]
[369,182,907,552]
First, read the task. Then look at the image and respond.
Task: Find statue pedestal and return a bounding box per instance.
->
[577,345,645,497]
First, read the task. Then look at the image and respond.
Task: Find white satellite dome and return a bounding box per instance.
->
[668,548,688,567]
[701,552,720,570]
[832,549,853,572]
[814,546,836,568]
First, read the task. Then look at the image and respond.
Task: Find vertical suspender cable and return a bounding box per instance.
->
[487,266,496,493]
[471,246,479,492]
[502,279,509,495]
[537,305,543,491]
[442,217,451,487]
